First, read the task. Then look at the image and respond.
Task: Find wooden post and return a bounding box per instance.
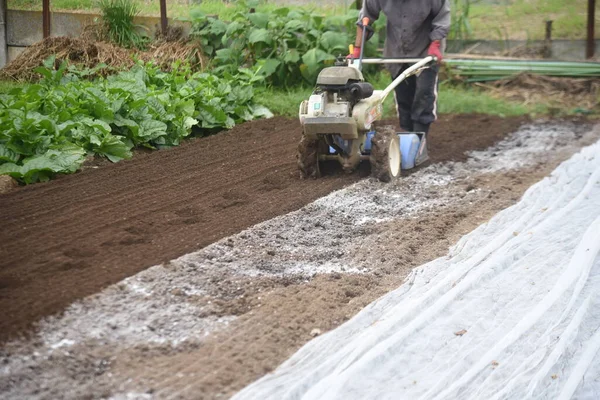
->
[543,20,553,58]
[0,0,6,67]
[160,0,167,36]
[43,0,50,38]
[587,0,596,59]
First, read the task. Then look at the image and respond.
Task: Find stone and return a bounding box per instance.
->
[0,175,18,194]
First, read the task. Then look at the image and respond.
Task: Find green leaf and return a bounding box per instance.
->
[80,117,112,134]
[256,59,281,77]
[320,31,349,52]
[184,117,199,129]
[284,20,304,31]
[251,105,274,119]
[147,97,171,121]
[178,99,196,117]
[0,145,86,184]
[113,114,140,136]
[94,135,132,162]
[139,119,168,141]
[89,133,102,147]
[248,28,271,45]
[248,13,269,29]
[225,20,245,36]
[303,48,336,64]
[283,49,301,64]
[34,66,53,80]
[0,143,19,163]
[272,7,289,17]
[302,48,336,80]
[43,55,56,70]
[215,48,235,63]
[311,15,324,28]
[209,19,228,35]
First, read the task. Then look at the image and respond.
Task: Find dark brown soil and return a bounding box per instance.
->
[0,114,527,343]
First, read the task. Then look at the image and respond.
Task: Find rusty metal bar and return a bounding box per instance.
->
[160,0,167,35]
[587,0,596,59]
[43,0,50,38]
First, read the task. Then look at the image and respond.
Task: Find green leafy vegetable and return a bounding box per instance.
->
[0,60,271,184]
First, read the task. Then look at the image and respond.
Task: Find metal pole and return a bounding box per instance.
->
[587,0,596,59]
[43,0,50,38]
[160,0,167,36]
[0,0,6,67]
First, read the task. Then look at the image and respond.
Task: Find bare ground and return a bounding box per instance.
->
[0,114,525,344]
[1,118,598,399]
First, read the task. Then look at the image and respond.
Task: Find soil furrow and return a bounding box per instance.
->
[0,114,526,343]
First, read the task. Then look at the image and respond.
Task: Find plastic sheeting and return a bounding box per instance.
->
[234,140,600,400]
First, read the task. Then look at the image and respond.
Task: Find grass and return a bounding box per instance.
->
[7,0,191,18]
[258,73,552,120]
[256,86,313,118]
[469,0,596,41]
[0,80,25,94]
[7,0,346,20]
[8,0,596,39]
[99,0,149,49]
[191,0,346,21]
[437,85,548,116]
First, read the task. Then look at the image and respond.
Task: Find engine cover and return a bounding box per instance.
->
[299,93,357,139]
[316,66,364,86]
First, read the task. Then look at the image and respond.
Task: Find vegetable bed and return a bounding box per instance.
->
[0,59,271,183]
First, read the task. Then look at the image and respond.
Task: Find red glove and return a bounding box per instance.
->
[428,40,442,62]
[347,46,361,59]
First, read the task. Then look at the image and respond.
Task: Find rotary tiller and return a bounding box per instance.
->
[298,47,436,182]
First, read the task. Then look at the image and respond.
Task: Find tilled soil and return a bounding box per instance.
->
[1,119,598,400]
[0,114,526,343]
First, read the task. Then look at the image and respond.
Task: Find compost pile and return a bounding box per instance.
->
[0,36,205,81]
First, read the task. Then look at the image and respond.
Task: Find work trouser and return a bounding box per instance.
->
[393,64,439,133]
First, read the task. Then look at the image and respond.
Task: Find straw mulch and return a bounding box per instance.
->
[0,36,206,82]
[477,73,600,113]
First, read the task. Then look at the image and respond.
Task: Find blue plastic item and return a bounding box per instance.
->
[329,135,355,155]
[399,133,421,170]
[363,130,376,153]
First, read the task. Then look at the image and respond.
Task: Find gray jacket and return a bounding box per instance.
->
[359,0,451,76]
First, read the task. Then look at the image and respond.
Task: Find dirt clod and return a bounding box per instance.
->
[0,175,18,194]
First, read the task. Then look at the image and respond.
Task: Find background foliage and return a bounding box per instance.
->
[98,0,150,49]
[190,3,382,86]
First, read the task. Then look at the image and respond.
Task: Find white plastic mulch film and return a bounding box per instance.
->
[234,140,600,400]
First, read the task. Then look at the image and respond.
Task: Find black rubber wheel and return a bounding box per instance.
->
[297,136,321,178]
[370,129,401,182]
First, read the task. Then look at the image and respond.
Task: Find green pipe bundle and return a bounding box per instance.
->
[444,59,600,82]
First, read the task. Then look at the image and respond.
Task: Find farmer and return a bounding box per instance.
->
[350,0,451,138]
